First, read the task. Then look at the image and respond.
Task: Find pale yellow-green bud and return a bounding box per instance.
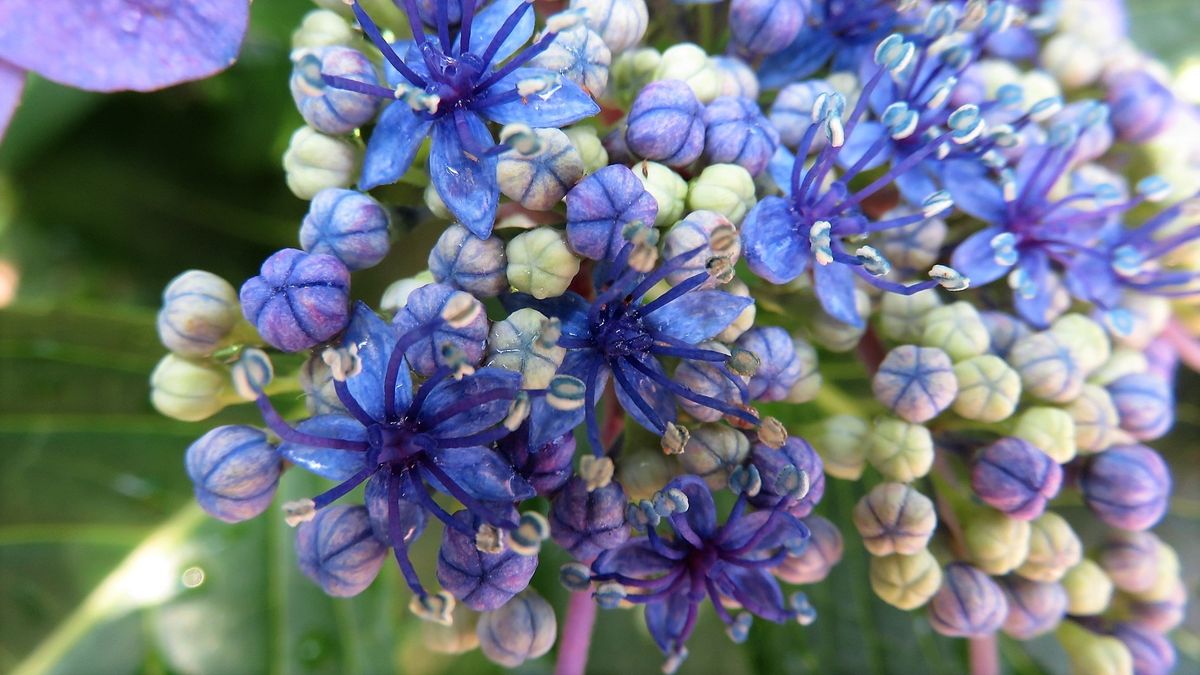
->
[633,161,688,226]
[868,418,934,482]
[1062,559,1113,615]
[606,47,661,103]
[687,164,756,225]
[812,414,870,480]
[1056,621,1133,675]
[853,482,937,556]
[1128,542,1181,603]
[283,126,359,199]
[1067,383,1122,454]
[921,301,990,361]
[1041,32,1104,89]
[150,354,228,422]
[785,338,821,403]
[810,288,871,352]
[952,354,1021,422]
[1049,313,1111,377]
[487,308,566,389]
[964,509,1031,575]
[869,549,943,610]
[291,9,356,50]
[879,291,942,343]
[506,228,581,299]
[423,182,453,220]
[563,125,609,174]
[422,604,479,654]
[681,424,751,490]
[1088,348,1149,386]
[654,43,721,102]
[715,278,756,342]
[1012,407,1077,463]
[1016,511,1081,582]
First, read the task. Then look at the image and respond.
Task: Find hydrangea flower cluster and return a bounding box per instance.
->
[152,0,1197,672]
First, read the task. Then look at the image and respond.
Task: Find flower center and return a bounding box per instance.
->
[369,422,434,468]
[423,46,487,113]
[591,299,654,359]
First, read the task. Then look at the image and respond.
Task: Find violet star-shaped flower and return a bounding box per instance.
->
[251,302,535,604]
[0,0,249,138]
[589,476,811,670]
[324,0,600,237]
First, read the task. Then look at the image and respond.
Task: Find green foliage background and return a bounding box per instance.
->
[0,2,1197,673]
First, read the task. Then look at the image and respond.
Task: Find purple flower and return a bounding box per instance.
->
[300,189,391,272]
[185,425,280,523]
[1079,444,1171,531]
[757,0,906,87]
[702,96,780,177]
[970,437,1062,521]
[928,563,1008,638]
[323,0,599,237]
[728,0,805,56]
[295,505,388,597]
[239,248,351,353]
[0,0,249,138]
[565,164,659,261]
[437,510,538,610]
[589,476,810,667]
[549,476,630,563]
[625,80,706,167]
[249,302,537,604]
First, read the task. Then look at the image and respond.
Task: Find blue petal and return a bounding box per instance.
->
[592,539,678,578]
[429,113,499,238]
[812,260,863,328]
[0,62,24,139]
[645,290,754,345]
[341,302,413,421]
[500,291,592,340]
[479,67,599,127]
[1065,256,1121,307]
[426,446,536,503]
[942,159,1007,223]
[741,196,806,283]
[278,415,368,481]
[1013,251,1055,328]
[419,367,523,437]
[0,0,248,92]
[613,355,676,434]
[715,565,790,622]
[836,121,891,172]
[361,102,433,190]
[527,395,585,453]
[767,145,796,196]
[464,0,534,64]
[644,593,694,653]
[950,226,1012,287]
[758,27,837,89]
[894,158,941,205]
[666,475,719,540]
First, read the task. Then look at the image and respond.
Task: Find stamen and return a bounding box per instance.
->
[560,562,593,591]
[322,344,362,382]
[476,523,505,553]
[410,590,456,625]
[579,455,615,491]
[661,422,690,455]
[232,347,273,400]
[508,512,551,556]
[283,499,317,527]
[758,417,788,448]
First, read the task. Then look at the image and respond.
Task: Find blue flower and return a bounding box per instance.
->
[589,476,811,669]
[0,0,249,138]
[323,0,600,237]
[743,35,969,327]
[504,238,757,454]
[247,302,537,605]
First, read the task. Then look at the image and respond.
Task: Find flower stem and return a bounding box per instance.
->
[555,590,598,675]
[968,634,1000,675]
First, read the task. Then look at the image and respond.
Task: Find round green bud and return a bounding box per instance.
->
[1010,331,1085,403]
[654,43,721,102]
[785,338,821,403]
[1042,32,1104,89]
[497,126,586,211]
[617,452,673,502]
[869,549,943,610]
[687,164,756,225]
[423,182,453,220]
[879,291,942,343]
[1012,407,1077,464]
[1087,348,1149,386]
[563,125,609,174]
[150,354,228,422]
[379,271,435,315]
[1056,621,1133,675]
[283,126,359,199]
[921,301,990,361]
[487,308,566,389]
[964,509,1032,575]
[1062,559,1114,615]
[506,228,581,299]
[853,482,937,556]
[1016,511,1081,582]
[422,604,479,654]
[633,161,688,226]
[867,418,934,483]
[810,288,871,352]
[952,355,1022,422]
[1049,313,1111,377]
[681,424,750,489]
[812,414,870,480]
[291,9,355,50]
[607,47,661,104]
[715,278,756,342]
[1066,383,1122,454]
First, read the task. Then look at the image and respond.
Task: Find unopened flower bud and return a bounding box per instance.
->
[812,414,869,480]
[571,0,648,54]
[680,424,750,489]
[928,563,1008,638]
[429,224,508,298]
[952,354,1021,422]
[1009,331,1085,403]
[240,248,350,352]
[633,161,688,226]
[873,346,957,423]
[653,43,721,102]
[290,47,380,134]
[550,477,628,563]
[283,126,359,199]
[964,509,1032,575]
[507,228,581,299]
[972,438,1062,521]
[775,515,843,585]
[498,127,586,211]
[1016,511,1082,583]
[921,302,990,361]
[1049,313,1111,376]
[478,590,557,667]
[1011,406,1076,464]
[1106,373,1174,441]
[563,125,609,174]
[487,308,566,389]
[688,164,757,225]
[186,425,280,523]
[1098,530,1161,594]
[1000,576,1068,640]
[868,417,934,483]
[1080,444,1170,531]
[157,270,241,357]
[296,505,387,597]
[1112,623,1176,675]
[1062,559,1113,615]
[1056,621,1133,675]
[853,483,936,556]
[869,549,942,610]
[291,10,355,50]
[150,354,227,421]
[810,289,871,352]
[530,19,611,96]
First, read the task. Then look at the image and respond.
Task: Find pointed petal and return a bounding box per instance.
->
[479,67,599,127]
[950,226,1012,287]
[419,367,523,437]
[812,260,863,328]
[341,302,413,420]
[278,415,368,481]
[426,446,536,503]
[465,0,534,64]
[758,27,837,89]
[942,158,1007,223]
[430,114,499,238]
[741,196,806,283]
[613,355,676,434]
[361,102,433,190]
[592,539,677,577]
[644,593,694,653]
[0,0,248,92]
[645,290,754,345]
[666,475,719,540]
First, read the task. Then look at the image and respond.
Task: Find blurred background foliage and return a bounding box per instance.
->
[0,1,1197,673]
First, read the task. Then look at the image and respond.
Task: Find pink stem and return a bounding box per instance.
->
[968,634,999,675]
[555,591,598,675]
[1164,318,1200,372]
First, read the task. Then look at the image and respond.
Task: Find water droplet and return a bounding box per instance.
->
[181,566,206,588]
